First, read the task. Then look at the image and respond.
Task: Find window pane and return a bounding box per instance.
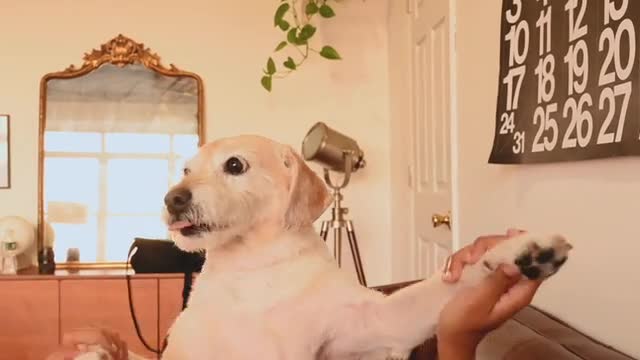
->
[45,131,102,152]
[105,215,169,262]
[174,134,199,158]
[51,216,98,262]
[105,133,170,154]
[173,156,188,184]
[44,158,100,213]
[107,159,169,213]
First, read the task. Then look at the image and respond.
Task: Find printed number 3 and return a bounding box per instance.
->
[505,0,522,24]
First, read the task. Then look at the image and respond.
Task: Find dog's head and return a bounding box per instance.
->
[162,135,332,252]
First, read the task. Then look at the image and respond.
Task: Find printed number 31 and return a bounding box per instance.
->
[513,131,525,154]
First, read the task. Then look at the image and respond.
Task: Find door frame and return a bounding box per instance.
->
[388,0,461,282]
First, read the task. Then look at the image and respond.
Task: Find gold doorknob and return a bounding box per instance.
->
[432,213,451,229]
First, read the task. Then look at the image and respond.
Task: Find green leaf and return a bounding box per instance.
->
[305,2,319,15]
[274,3,290,26]
[283,57,297,70]
[278,20,290,31]
[319,45,341,60]
[319,4,335,18]
[267,57,276,74]
[275,41,288,51]
[261,75,272,92]
[298,24,317,41]
[287,28,298,44]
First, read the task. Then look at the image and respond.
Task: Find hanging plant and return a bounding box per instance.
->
[261,0,342,92]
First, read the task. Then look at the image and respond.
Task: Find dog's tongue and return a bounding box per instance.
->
[169,221,192,231]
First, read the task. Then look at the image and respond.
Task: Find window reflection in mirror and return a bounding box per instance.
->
[43,63,200,263]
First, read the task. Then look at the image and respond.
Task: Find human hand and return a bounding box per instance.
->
[46,327,128,360]
[436,229,543,358]
[441,228,526,283]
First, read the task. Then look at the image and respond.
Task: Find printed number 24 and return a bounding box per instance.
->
[500,112,516,134]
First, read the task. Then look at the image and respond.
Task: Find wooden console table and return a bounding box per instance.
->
[0,270,187,360]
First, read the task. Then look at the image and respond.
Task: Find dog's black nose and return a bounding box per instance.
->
[164,187,192,214]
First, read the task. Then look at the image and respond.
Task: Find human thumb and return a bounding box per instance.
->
[475,264,522,306]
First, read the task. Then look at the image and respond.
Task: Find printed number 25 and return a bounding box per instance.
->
[532,104,559,153]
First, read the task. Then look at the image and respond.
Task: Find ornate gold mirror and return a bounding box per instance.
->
[37,34,205,270]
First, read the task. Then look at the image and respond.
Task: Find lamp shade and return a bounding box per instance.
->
[301,122,365,173]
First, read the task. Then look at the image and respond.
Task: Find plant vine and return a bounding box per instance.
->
[261,0,342,92]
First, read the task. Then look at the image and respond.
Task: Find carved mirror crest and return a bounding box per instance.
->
[38,34,205,270]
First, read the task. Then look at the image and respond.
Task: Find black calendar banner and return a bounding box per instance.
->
[488,0,640,164]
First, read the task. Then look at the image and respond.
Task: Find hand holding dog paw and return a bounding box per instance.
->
[442,228,526,283]
[436,264,542,359]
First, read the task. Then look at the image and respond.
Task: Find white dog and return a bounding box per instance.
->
[76,135,573,360]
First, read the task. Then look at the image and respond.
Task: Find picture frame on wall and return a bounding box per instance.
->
[0,114,10,189]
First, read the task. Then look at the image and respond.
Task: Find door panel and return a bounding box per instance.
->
[410,0,455,279]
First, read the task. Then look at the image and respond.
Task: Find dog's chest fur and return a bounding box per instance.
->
[162,234,376,360]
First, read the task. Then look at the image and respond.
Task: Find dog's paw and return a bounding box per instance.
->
[483,234,573,280]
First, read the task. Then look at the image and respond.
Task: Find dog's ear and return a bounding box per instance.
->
[282,145,331,228]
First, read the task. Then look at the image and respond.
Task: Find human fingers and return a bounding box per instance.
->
[443,234,513,283]
[466,228,527,265]
[442,245,472,282]
[93,329,127,359]
[488,278,543,325]
[45,348,82,360]
[466,235,510,264]
[62,328,114,354]
[470,264,523,310]
[113,332,128,360]
[506,228,527,237]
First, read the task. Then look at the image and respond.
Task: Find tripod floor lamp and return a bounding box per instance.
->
[301,122,367,287]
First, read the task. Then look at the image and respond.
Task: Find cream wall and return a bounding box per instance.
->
[455,0,640,358]
[0,0,392,285]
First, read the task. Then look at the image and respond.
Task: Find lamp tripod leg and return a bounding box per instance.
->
[320,221,329,241]
[334,226,342,267]
[346,220,367,287]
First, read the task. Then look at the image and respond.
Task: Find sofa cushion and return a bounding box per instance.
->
[477,318,583,360]
[372,281,636,360]
[477,306,636,360]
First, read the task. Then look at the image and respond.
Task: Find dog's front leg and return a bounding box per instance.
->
[327,276,459,359]
[327,233,572,359]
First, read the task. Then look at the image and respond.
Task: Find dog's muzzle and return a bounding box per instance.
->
[164,187,201,236]
[164,187,229,236]
[165,187,193,215]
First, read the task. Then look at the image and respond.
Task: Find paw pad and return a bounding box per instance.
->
[515,235,572,280]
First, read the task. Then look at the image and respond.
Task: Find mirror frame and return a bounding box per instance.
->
[37,34,206,270]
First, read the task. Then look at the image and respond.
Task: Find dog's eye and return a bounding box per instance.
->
[224,157,248,175]
[183,168,191,176]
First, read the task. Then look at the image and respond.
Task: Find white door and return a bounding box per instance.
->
[409,0,457,279]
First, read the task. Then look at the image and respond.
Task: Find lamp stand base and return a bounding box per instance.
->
[319,189,367,287]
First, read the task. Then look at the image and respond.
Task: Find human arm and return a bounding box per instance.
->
[436,229,543,360]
